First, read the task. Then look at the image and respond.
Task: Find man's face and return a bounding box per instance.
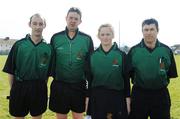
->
[142,24,158,43]
[98,27,114,46]
[29,16,45,37]
[66,12,81,32]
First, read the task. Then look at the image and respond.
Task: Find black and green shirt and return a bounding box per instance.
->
[90,42,130,96]
[127,39,178,89]
[3,34,52,81]
[50,27,94,83]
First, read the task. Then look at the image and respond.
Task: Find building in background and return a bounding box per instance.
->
[0,37,17,55]
[171,44,180,55]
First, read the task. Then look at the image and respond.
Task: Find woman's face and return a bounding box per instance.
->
[98,26,114,46]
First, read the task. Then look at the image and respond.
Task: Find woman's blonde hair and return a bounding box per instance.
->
[97,23,114,37]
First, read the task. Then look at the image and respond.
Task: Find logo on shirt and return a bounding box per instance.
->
[57,46,64,50]
[39,53,49,67]
[112,58,119,67]
[76,50,84,60]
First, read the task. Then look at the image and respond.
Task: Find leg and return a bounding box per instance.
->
[10,81,29,117]
[14,117,25,119]
[149,88,171,119]
[129,87,149,119]
[111,97,128,119]
[56,113,67,119]
[30,81,48,117]
[90,88,110,119]
[72,112,83,119]
[32,115,42,119]
[49,81,70,115]
[70,81,86,118]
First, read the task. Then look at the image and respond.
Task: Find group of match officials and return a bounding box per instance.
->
[3,7,178,119]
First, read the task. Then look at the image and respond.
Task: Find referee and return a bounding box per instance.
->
[127,18,178,119]
[3,14,52,119]
[90,24,130,119]
[49,7,94,119]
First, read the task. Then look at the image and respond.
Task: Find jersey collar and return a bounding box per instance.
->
[65,27,79,40]
[140,39,161,52]
[26,34,44,46]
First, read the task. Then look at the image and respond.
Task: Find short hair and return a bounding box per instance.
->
[98,24,114,37]
[29,13,46,25]
[67,7,82,19]
[142,18,159,32]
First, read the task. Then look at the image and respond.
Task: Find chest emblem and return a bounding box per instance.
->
[112,58,119,67]
[39,53,49,67]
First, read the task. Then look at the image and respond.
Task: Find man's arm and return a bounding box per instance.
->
[167,51,178,78]
[122,52,131,114]
[8,74,14,89]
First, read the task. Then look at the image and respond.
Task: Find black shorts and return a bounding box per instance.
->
[129,86,171,119]
[91,87,128,119]
[9,80,48,117]
[49,80,86,114]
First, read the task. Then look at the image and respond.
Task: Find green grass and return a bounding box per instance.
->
[168,55,180,119]
[0,55,180,119]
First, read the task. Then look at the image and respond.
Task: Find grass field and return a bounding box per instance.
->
[0,55,180,119]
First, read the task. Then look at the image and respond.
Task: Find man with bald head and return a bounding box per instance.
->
[3,13,52,119]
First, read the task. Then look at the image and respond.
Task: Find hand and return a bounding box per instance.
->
[126,97,131,115]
